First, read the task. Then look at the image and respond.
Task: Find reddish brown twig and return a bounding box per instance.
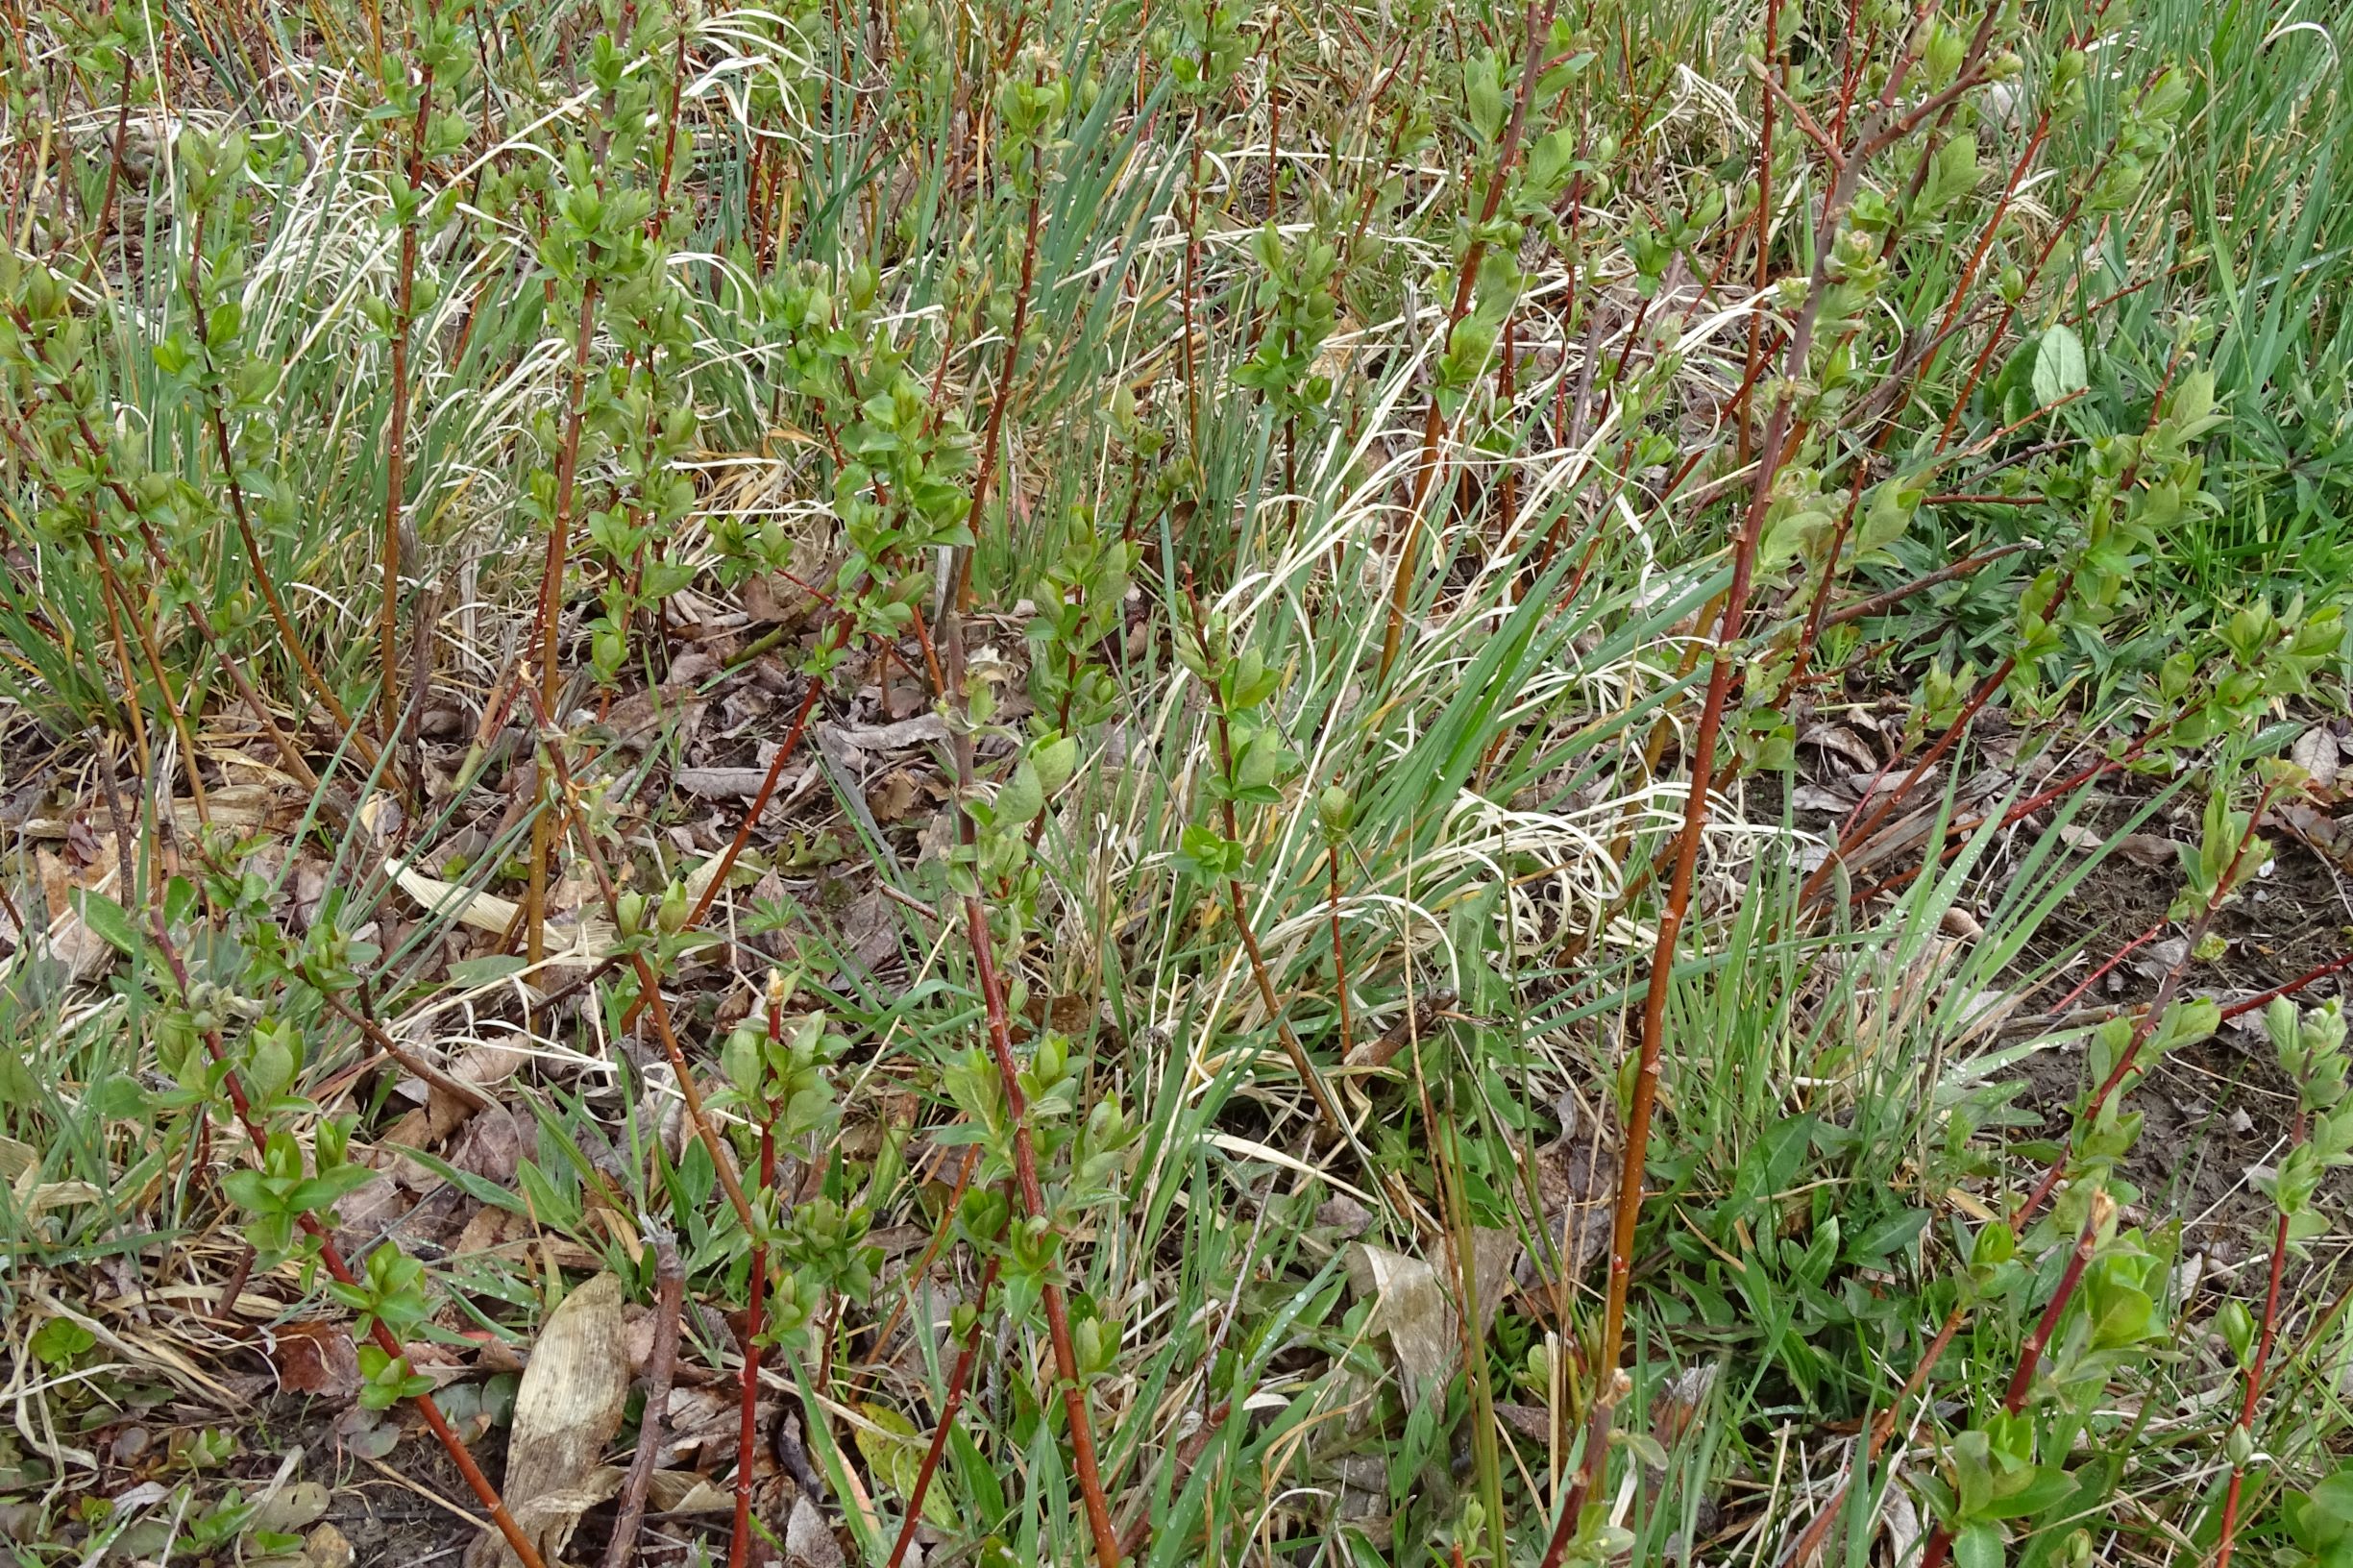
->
[1178,580,1345,1135]
[528,710,759,1237]
[1781,789,2275,1564]
[316,991,491,1110]
[1802,656,2011,906]
[1375,0,1558,683]
[2037,920,2165,1017]
[1916,1193,2112,1568]
[2215,1129,2299,1568]
[1538,10,1999,1557]
[2011,786,2274,1225]
[937,606,1123,1567]
[1737,0,1782,465]
[950,104,1046,613]
[1821,542,2033,629]
[381,52,434,744]
[2221,949,2353,1021]
[605,1228,685,1568]
[525,271,604,965]
[731,1091,777,1568]
[125,516,324,794]
[1777,1305,1968,1565]
[182,225,373,767]
[85,59,133,283]
[1110,1398,1232,1559]
[881,1256,1000,1568]
[0,367,328,796]
[679,634,841,931]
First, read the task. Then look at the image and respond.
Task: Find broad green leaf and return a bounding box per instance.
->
[69,890,140,956]
[1953,1520,2005,1568]
[2030,324,2088,406]
[447,954,531,988]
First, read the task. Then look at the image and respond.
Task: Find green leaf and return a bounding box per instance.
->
[30,1316,96,1367]
[2030,324,2088,407]
[1952,1520,2005,1568]
[2089,1284,2156,1349]
[447,954,531,988]
[1465,53,1507,144]
[1174,824,1244,880]
[286,1164,380,1215]
[2306,1468,2353,1530]
[1983,1463,2075,1519]
[1924,131,1982,214]
[995,761,1044,826]
[221,1168,281,1214]
[1854,480,1920,557]
[68,890,140,957]
[1849,1209,1929,1262]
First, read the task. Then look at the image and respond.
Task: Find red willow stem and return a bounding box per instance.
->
[1538,11,1998,1558]
[617,20,697,672]
[1840,719,2166,910]
[524,269,602,966]
[859,69,1119,1550]
[381,52,434,744]
[526,698,760,1236]
[1177,583,1346,1135]
[1820,541,2032,629]
[731,1110,777,1568]
[729,983,786,1568]
[1917,1194,2113,1568]
[121,519,324,796]
[182,223,373,766]
[5,357,330,796]
[1780,794,2274,1563]
[882,1256,1002,1568]
[2013,783,2275,1227]
[2047,918,2166,1015]
[938,605,1122,1567]
[1375,0,1558,684]
[676,606,855,939]
[2215,1110,2302,1568]
[1737,0,1781,466]
[1802,653,2013,907]
[951,101,1045,612]
[1830,333,2189,912]
[1777,1304,1969,1566]
[2221,949,2353,1023]
[2001,1194,2110,1409]
[86,58,133,282]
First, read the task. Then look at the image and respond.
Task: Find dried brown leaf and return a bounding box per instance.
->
[267,1321,359,1399]
[466,1273,631,1568]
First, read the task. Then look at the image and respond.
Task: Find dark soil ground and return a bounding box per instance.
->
[2002,796,2353,1257]
[1761,739,2353,1258]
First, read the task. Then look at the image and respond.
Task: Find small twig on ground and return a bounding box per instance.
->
[317,991,493,1111]
[605,1228,684,1568]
